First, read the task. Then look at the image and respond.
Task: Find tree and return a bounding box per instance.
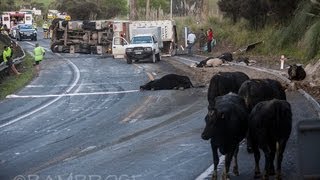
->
[129,0,138,20]
[239,0,270,29]
[218,0,241,23]
[268,0,300,25]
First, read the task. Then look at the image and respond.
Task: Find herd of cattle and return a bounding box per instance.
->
[139,65,308,179]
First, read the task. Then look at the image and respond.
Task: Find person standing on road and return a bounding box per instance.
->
[42,21,49,39]
[198,28,207,53]
[187,31,196,56]
[2,46,21,75]
[34,43,45,76]
[207,28,213,53]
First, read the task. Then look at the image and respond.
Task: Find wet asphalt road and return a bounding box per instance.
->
[0,31,319,180]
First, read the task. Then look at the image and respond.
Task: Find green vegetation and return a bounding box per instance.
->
[0,54,35,100]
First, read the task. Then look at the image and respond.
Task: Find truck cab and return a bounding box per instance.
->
[125,34,161,64]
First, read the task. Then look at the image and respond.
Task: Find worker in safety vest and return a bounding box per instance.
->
[33,43,45,76]
[2,45,21,75]
[42,21,49,39]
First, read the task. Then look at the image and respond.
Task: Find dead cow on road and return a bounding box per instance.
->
[202,93,248,180]
[195,57,224,67]
[140,74,193,90]
[248,99,292,180]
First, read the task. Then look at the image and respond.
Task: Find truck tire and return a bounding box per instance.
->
[152,52,156,63]
[156,53,161,61]
[127,58,132,64]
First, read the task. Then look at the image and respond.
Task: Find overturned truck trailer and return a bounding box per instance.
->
[50,19,113,54]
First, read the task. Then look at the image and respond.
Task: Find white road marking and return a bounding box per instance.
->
[0,54,81,129]
[7,90,139,98]
[195,155,225,180]
[26,82,140,88]
[195,140,246,180]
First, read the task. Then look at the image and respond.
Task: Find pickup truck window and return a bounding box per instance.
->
[131,36,152,44]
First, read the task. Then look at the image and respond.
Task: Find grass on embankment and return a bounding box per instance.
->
[174,16,319,64]
[0,54,35,100]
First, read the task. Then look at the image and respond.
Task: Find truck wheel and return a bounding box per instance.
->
[152,53,156,63]
[127,58,132,64]
[156,53,161,61]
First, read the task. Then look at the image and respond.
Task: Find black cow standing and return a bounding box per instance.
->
[202,93,248,180]
[140,74,193,90]
[248,99,292,180]
[238,79,286,111]
[288,64,306,81]
[238,79,286,153]
[208,72,249,107]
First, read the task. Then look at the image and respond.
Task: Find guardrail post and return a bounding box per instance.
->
[297,119,320,179]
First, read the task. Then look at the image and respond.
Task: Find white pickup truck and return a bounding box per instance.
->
[125,34,161,64]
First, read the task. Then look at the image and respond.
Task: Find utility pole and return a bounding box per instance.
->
[129,0,138,20]
[170,0,173,19]
[146,0,150,20]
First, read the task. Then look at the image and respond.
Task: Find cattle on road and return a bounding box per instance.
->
[238,78,287,153]
[202,93,248,180]
[195,57,224,68]
[140,74,193,90]
[238,79,286,111]
[288,64,306,81]
[248,99,292,180]
[207,71,249,107]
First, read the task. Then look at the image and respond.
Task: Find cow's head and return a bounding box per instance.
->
[288,64,297,80]
[201,106,225,140]
[140,81,154,90]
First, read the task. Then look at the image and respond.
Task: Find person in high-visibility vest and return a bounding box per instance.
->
[2,45,21,75]
[34,43,45,76]
[42,21,49,39]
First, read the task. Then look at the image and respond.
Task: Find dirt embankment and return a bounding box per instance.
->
[167,54,320,102]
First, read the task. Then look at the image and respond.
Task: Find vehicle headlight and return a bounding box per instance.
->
[126,48,133,52]
[144,47,152,51]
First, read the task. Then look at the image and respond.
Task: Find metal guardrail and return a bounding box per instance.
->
[297,119,320,179]
[0,43,26,72]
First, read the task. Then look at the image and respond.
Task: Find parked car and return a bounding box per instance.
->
[9,25,18,38]
[15,24,37,41]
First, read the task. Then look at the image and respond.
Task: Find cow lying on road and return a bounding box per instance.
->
[202,93,248,180]
[140,74,194,90]
[208,71,249,107]
[195,57,224,68]
[248,99,292,180]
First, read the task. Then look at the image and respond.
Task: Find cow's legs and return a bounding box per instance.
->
[261,145,272,180]
[211,140,219,180]
[222,152,233,180]
[268,141,276,176]
[276,139,288,180]
[252,145,261,179]
[233,145,240,176]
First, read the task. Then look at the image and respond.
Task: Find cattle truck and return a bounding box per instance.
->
[112,20,178,58]
[50,19,114,54]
